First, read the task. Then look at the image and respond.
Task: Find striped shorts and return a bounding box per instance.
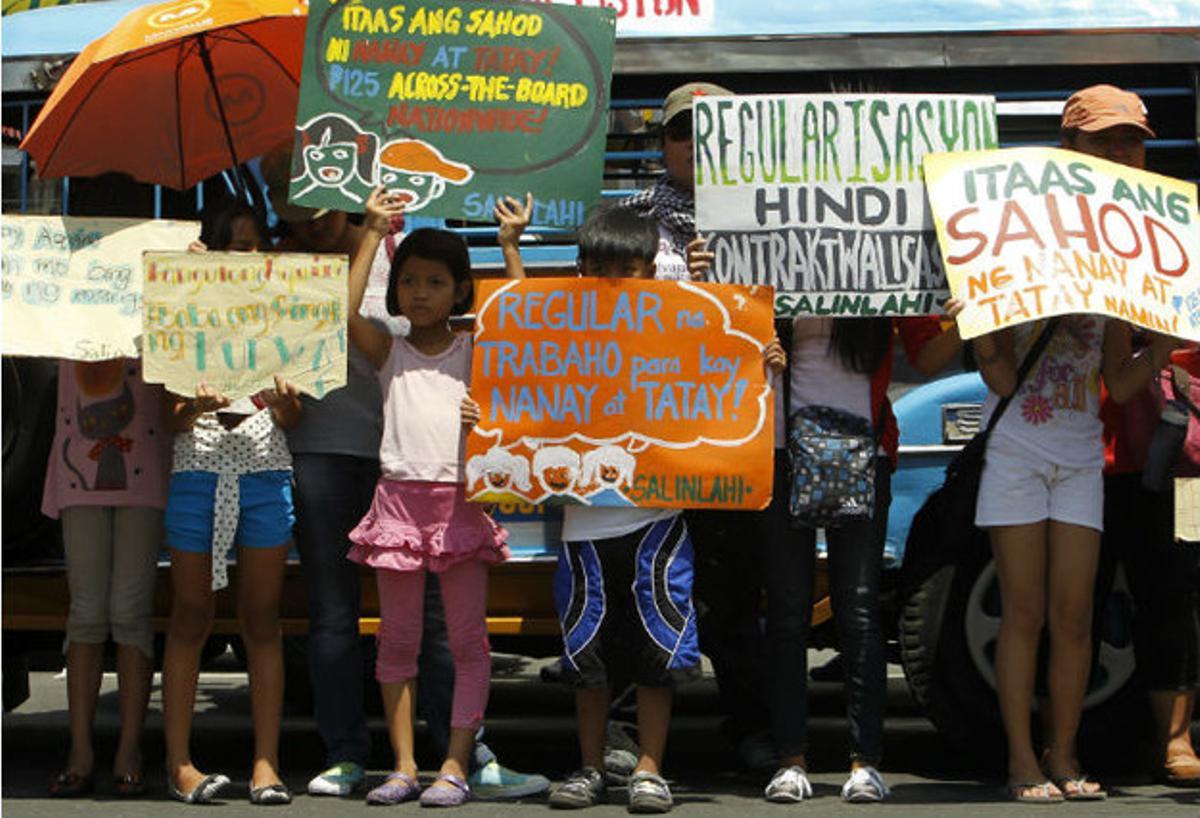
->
[553,516,701,688]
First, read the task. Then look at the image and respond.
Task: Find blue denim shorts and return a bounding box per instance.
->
[166,470,294,552]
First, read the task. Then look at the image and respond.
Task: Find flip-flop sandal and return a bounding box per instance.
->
[49,771,94,798]
[1054,775,1107,801]
[113,771,146,797]
[1007,781,1064,803]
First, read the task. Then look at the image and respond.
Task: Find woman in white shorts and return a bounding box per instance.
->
[972,314,1176,801]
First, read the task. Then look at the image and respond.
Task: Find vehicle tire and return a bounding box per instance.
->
[901,546,1145,762]
[899,536,1004,761]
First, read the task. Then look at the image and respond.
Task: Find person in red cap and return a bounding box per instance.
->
[965,83,1181,804]
[1075,85,1200,790]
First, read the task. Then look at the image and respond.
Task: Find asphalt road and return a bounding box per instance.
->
[3,649,1196,816]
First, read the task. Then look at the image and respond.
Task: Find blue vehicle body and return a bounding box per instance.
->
[886,372,987,567]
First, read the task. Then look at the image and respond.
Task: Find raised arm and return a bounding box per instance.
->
[1102,320,1179,405]
[349,188,405,370]
[494,193,532,280]
[947,299,1019,397]
[973,327,1019,397]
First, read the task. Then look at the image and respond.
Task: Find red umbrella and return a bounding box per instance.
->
[21,0,307,192]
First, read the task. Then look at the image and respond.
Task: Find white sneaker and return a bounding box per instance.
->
[765,766,813,803]
[841,766,890,802]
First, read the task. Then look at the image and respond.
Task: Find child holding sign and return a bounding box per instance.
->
[162,205,303,805]
[502,205,784,813]
[343,188,512,807]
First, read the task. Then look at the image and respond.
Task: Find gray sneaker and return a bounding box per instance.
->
[627,771,672,814]
[549,767,606,809]
[604,749,639,786]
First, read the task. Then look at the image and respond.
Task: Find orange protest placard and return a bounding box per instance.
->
[466,277,776,510]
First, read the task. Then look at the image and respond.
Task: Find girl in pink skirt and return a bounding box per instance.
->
[345,188,515,807]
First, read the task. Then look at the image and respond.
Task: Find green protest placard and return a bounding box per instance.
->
[141,252,348,399]
[694,94,997,317]
[290,0,615,226]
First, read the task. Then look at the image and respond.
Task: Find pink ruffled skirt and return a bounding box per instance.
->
[348,479,509,572]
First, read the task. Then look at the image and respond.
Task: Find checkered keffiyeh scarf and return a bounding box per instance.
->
[621,173,694,256]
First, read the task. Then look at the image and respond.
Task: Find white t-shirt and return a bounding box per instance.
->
[378,332,472,483]
[775,318,872,448]
[983,315,1106,470]
[562,506,679,543]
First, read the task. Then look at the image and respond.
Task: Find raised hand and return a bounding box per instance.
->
[495,193,534,249]
[364,186,407,237]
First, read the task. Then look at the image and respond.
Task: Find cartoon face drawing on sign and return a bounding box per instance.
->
[378,139,473,212]
[292,113,378,205]
[532,446,580,495]
[579,445,637,492]
[466,446,532,493]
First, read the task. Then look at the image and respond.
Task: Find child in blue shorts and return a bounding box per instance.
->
[160,202,302,805]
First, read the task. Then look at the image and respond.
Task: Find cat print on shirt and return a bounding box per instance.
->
[62,379,135,491]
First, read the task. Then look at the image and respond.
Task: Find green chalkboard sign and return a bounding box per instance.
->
[289,0,616,227]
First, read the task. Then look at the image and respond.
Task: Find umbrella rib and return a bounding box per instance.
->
[175,40,187,190]
[213,22,303,86]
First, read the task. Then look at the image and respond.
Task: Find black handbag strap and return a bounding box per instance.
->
[982,317,1061,436]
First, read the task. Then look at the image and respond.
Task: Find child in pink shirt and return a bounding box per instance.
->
[345,188,510,807]
[43,358,170,798]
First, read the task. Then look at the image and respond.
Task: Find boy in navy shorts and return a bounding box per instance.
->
[542,207,699,814]
[501,204,784,813]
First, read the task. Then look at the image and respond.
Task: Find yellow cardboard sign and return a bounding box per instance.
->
[925,146,1200,340]
[141,252,348,399]
[1,216,198,360]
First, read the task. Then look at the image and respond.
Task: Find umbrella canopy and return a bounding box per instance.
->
[20,0,308,190]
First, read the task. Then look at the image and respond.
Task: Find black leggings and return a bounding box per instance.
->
[1099,473,1200,691]
[763,455,891,764]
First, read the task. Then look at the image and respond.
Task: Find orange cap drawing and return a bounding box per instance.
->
[379,140,472,182]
